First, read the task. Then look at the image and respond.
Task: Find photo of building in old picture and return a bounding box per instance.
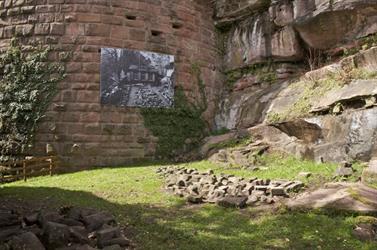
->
[100,48,175,108]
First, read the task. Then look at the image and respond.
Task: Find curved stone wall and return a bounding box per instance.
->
[0,0,220,167]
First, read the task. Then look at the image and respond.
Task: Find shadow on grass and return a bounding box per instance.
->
[1,186,375,250]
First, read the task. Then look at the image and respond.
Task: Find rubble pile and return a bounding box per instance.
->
[0,206,130,250]
[156,166,304,208]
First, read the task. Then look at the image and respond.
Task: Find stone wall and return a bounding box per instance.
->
[0,0,221,167]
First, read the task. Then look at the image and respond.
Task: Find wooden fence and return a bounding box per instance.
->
[0,156,59,183]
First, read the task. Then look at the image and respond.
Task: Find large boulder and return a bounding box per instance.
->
[287,183,377,214]
[293,0,377,49]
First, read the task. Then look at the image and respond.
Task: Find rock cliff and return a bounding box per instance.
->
[212,0,377,165]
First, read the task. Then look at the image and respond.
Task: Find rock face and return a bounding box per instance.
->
[293,0,377,49]
[287,183,377,214]
[156,166,304,207]
[311,79,377,113]
[0,207,130,250]
[214,1,377,165]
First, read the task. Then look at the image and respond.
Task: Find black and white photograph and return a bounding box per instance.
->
[100,48,175,108]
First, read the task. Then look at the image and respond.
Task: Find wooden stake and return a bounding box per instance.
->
[23,161,27,182]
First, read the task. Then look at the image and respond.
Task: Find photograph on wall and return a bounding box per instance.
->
[100,48,175,108]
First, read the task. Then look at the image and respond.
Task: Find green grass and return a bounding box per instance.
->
[0,159,375,250]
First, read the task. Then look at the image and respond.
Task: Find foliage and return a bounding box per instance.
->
[225,62,277,90]
[0,39,65,162]
[210,127,230,136]
[141,63,207,159]
[207,136,253,151]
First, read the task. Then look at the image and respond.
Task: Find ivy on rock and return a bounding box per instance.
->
[0,39,65,162]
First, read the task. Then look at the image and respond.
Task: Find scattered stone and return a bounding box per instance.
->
[157,166,304,208]
[0,207,130,250]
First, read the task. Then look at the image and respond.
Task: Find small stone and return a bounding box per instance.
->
[285,181,304,192]
[352,224,376,241]
[246,195,259,205]
[217,196,248,209]
[255,186,268,192]
[297,172,312,178]
[334,166,354,178]
[269,187,288,197]
[187,196,202,204]
[97,227,121,248]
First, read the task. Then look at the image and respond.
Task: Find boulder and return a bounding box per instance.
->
[0,213,19,227]
[293,0,377,49]
[43,222,71,249]
[10,232,45,250]
[217,196,248,208]
[352,223,377,242]
[82,212,115,232]
[287,183,377,214]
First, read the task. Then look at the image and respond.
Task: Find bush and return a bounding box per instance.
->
[0,39,65,162]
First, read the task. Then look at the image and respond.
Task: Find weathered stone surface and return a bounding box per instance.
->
[214,0,271,26]
[43,222,71,249]
[215,82,284,130]
[10,232,45,250]
[271,26,303,60]
[217,196,248,208]
[311,80,377,113]
[82,212,115,232]
[287,183,377,214]
[293,0,377,49]
[352,223,377,242]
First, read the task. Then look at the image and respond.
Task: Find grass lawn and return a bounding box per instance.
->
[0,158,375,250]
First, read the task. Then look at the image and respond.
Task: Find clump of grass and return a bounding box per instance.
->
[207,136,253,151]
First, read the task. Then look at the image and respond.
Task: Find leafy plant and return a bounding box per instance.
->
[141,63,208,159]
[0,39,65,162]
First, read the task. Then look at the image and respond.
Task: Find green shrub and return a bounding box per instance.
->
[0,39,65,162]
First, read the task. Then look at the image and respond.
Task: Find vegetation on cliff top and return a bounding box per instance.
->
[266,67,377,123]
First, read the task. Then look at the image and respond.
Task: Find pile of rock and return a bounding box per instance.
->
[0,206,130,250]
[156,166,304,208]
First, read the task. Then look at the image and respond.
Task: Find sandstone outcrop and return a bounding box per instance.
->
[287,182,377,214]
